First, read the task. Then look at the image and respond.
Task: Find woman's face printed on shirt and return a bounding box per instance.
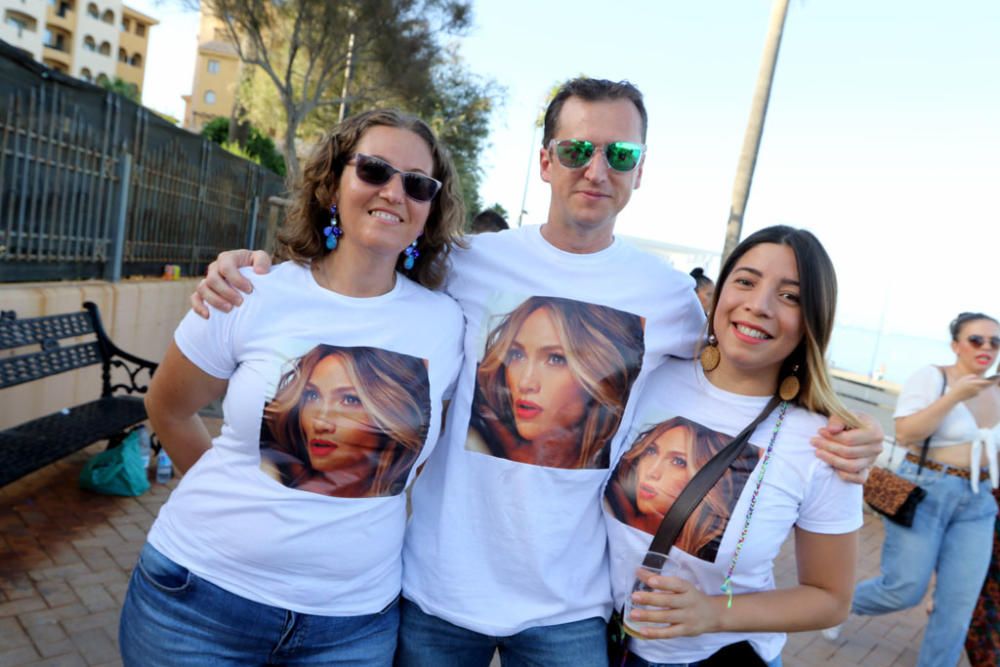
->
[299,354,381,473]
[634,426,693,519]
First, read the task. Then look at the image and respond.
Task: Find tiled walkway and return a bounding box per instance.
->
[0,438,974,667]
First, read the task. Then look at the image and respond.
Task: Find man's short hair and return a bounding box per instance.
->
[542,78,648,147]
[470,209,509,234]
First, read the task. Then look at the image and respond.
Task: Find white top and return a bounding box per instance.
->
[403,225,706,635]
[605,358,863,663]
[893,365,983,448]
[148,262,464,616]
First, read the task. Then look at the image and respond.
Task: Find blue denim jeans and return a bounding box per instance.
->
[852,458,998,667]
[396,597,609,667]
[119,543,399,666]
[622,651,782,667]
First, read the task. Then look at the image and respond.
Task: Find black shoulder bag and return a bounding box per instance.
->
[609,396,781,667]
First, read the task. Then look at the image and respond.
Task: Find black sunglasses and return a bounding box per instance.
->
[347,154,442,202]
[966,335,1000,350]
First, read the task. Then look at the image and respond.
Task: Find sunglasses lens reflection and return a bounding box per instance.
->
[605,142,643,171]
[553,140,642,172]
[555,140,596,169]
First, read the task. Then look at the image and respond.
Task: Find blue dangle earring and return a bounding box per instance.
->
[402,238,420,270]
[323,203,343,250]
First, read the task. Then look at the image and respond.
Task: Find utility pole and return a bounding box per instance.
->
[722,0,790,261]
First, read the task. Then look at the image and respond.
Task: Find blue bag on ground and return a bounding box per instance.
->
[78,429,151,496]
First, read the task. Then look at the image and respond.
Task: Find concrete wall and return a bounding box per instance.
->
[0,278,198,431]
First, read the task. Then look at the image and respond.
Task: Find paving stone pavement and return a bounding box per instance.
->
[0,435,974,667]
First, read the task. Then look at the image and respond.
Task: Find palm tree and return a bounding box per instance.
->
[722,0,790,260]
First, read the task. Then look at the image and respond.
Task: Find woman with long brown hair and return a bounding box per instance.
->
[606,225,863,666]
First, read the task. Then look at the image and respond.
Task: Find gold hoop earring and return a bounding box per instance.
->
[700,335,720,372]
[779,364,800,401]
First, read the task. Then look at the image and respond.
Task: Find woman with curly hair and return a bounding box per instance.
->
[119,109,465,666]
[468,296,645,469]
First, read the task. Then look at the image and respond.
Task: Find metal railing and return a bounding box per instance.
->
[0,40,286,282]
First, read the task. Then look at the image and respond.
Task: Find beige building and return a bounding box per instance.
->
[1,0,156,99]
[182,9,240,132]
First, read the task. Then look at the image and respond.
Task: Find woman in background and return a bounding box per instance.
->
[690,267,714,314]
[843,312,1000,667]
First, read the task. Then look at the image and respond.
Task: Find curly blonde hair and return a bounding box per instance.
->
[276,109,466,289]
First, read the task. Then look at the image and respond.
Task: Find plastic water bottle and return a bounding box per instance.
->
[156,450,173,484]
[136,426,152,470]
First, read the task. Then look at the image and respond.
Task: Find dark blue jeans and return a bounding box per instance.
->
[119,543,399,666]
[396,597,609,667]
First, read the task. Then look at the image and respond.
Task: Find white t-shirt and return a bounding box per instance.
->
[605,358,862,663]
[403,225,706,635]
[148,262,464,616]
[893,365,979,448]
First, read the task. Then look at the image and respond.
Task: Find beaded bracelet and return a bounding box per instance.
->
[719,400,789,608]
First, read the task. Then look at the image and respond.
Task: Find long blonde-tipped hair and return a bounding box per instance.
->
[703,225,859,427]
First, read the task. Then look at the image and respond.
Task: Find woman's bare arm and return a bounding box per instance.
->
[632,528,857,638]
[145,341,228,473]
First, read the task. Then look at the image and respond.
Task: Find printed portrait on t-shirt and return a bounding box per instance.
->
[465,294,645,469]
[604,416,760,562]
[259,344,431,498]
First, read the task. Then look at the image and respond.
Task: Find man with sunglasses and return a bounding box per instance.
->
[192,77,884,666]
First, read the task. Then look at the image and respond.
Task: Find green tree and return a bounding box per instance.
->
[189,0,472,181]
[100,76,140,103]
[201,116,287,177]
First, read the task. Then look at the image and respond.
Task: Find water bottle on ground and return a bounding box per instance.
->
[136,425,152,470]
[156,450,173,484]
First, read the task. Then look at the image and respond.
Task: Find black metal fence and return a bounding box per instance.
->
[0,40,287,283]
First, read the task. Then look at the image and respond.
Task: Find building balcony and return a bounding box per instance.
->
[42,45,72,67]
[45,6,74,31]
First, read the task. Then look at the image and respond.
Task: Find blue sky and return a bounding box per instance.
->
[135,0,999,346]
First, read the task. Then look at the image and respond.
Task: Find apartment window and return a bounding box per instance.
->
[56,2,71,19]
[204,90,216,105]
[80,67,92,82]
[96,73,109,86]
[207,59,220,74]
[44,28,64,50]
[4,11,36,37]
[118,47,126,62]
[83,35,96,51]
[121,17,129,31]
[101,8,113,24]
[86,2,97,18]
[135,22,145,36]
[98,40,110,55]
[130,53,141,67]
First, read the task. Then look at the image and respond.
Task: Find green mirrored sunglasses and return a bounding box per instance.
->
[549,139,645,172]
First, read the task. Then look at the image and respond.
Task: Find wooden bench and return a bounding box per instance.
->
[0,302,158,487]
